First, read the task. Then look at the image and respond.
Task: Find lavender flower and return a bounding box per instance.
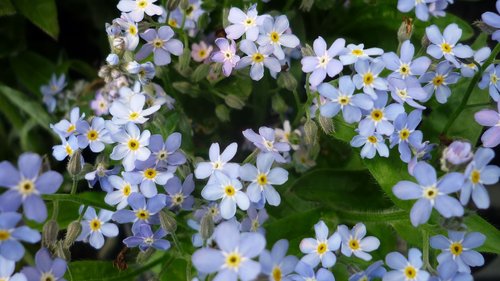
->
[117,0,163,22]
[0,256,26,281]
[51,107,85,138]
[353,58,388,99]
[76,207,119,249]
[112,192,166,226]
[164,174,195,211]
[110,122,151,171]
[225,5,266,41]
[105,173,140,210]
[338,223,380,261]
[426,23,473,67]
[291,261,335,281]
[299,220,341,268]
[0,212,41,261]
[0,153,63,222]
[243,127,291,163]
[349,260,386,281]
[211,38,240,77]
[259,239,298,281]
[420,61,460,104]
[240,206,268,234]
[301,37,345,87]
[256,15,300,60]
[191,41,213,62]
[350,131,389,159]
[479,64,500,101]
[358,91,404,136]
[340,43,384,65]
[388,77,427,109]
[194,142,240,180]
[390,110,423,163]
[123,223,170,251]
[382,40,431,80]
[236,40,281,81]
[136,26,183,66]
[393,161,464,226]
[482,1,500,41]
[383,248,429,281]
[474,101,500,147]
[21,248,67,281]
[76,117,113,153]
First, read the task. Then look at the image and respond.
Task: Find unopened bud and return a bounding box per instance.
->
[179,0,189,10]
[112,37,126,53]
[304,119,318,145]
[301,44,314,57]
[42,219,59,248]
[192,63,211,82]
[172,81,192,94]
[159,210,177,233]
[421,34,430,49]
[177,47,191,75]
[67,150,82,177]
[200,214,214,241]
[98,66,111,79]
[215,104,230,122]
[318,116,335,135]
[397,17,413,43]
[106,53,120,66]
[277,72,298,92]
[64,221,82,248]
[54,240,71,260]
[167,0,181,11]
[224,95,245,110]
[136,247,155,264]
[474,20,497,35]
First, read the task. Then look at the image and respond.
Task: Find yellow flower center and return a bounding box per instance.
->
[127,139,140,151]
[272,266,282,281]
[269,31,280,43]
[244,17,255,27]
[432,75,445,87]
[198,49,207,58]
[129,112,140,120]
[225,252,242,269]
[441,42,452,54]
[399,63,411,76]
[157,150,168,160]
[137,0,148,9]
[257,174,267,185]
[367,136,378,144]
[173,193,185,205]
[0,230,11,241]
[397,89,408,99]
[67,124,76,133]
[87,129,99,141]
[99,101,106,109]
[359,277,368,281]
[153,38,164,48]
[136,209,150,220]
[363,72,374,85]
[168,19,178,27]
[466,63,476,69]
[318,55,330,68]
[209,206,219,217]
[224,185,236,197]
[123,184,132,196]
[349,239,360,250]
[252,53,265,63]
[65,144,74,156]
[491,74,498,84]
[471,169,481,184]
[251,219,260,231]
[399,128,410,140]
[40,272,56,281]
[450,242,463,256]
[89,218,101,231]
[404,266,417,279]
[212,161,222,169]
[371,109,384,121]
[423,186,438,199]
[338,96,350,106]
[144,168,157,180]
[264,140,274,150]
[317,242,328,254]
[18,179,36,195]
[351,49,364,56]
[129,25,137,35]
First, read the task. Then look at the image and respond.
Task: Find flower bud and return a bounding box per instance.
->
[41,155,51,173]
[192,63,211,82]
[301,44,314,57]
[179,0,189,10]
[304,119,318,145]
[474,20,497,35]
[54,240,71,260]
[112,37,126,53]
[277,72,298,92]
[215,104,230,122]
[167,0,181,11]
[64,221,82,248]
[224,95,245,110]
[440,140,473,172]
[42,219,59,248]
[136,248,155,264]
[106,53,119,66]
[200,214,214,242]
[172,81,193,94]
[397,17,413,43]
[67,150,83,177]
[421,34,430,49]
[318,116,335,135]
[159,210,177,233]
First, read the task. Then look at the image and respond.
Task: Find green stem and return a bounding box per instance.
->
[52,200,59,220]
[442,43,500,135]
[422,229,436,274]
[70,176,77,195]
[465,102,493,108]
[242,149,259,164]
[171,231,184,254]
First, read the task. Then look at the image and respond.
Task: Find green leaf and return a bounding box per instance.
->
[10,51,56,95]
[0,0,16,16]
[13,0,59,39]
[67,261,134,281]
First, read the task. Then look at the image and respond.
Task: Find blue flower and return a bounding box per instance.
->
[194,142,240,180]
[425,24,473,67]
[117,0,163,22]
[430,260,473,281]
[112,192,166,227]
[212,38,240,77]
[388,77,427,109]
[338,223,380,261]
[259,239,298,281]
[460,148,500,209]
[291,261,335,281]
[408,141,436,176]
[192,221,266,281]
[21,248,67,281]
[236,40,281,81]
[77,207,119,249]
[460,47,491,78]
[0,256,26,281]
[420,61,460,104]
[359,91,405,136]
[340,43,384,65]
[482,1,500,42]
[147,133,186,169]
[0,212,40,261]
[123,223,170,251]
[393,161,464,226]
[40,74,66,112]
[124,158,173,198]
[85,163,120,193]
[349,260,386,281]
[136,26,183,66]
[51,107,85,138]
[352,58,388,99]
[52,135,79,161]
[430,231,485,273]
[299,220,341,268]
[390,110,423,163]
[225,5,266,41]
[318,76,374,123]
[239,153,288,206]
[397,0,433,21]
[383,248,430,281]
[382,40,431,80]
[474,100,500,147]
[201,171,250,220]
[76,117,113,153]
[240,206,268,234]
[301,37,345,87]
[110,122,151,172]
[257,15,300,60]
[164,174,195,211]
[193,202,223,224]
[243,127,291,163]
[105,173,140,210]
[350,131,389,159]
[110,94,161,125]
[126,61,156,84]
[478,64,500,101]
[0,153,63,222]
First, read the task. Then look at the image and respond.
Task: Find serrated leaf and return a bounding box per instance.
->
[13,0,59,39]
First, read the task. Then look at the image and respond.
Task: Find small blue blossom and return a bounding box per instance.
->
[194,142,240,180]
[460,147,500,209]
[52,135,79,161]
[478,64,500,101]
[105,173,140,210]
[257,15,300,60]
[301,37,345,87]
[0,256,26,281]
[51,107,85,138]
[21,248,67,281]
[164,174,195,211]
[85,163,120,193]
[147,133,186,170]
[124,158,173,198]
[291,261,335,281]
[193,202,223,224]
[443,141,473,166]
[110,94,161,125]
[201,171,250,220]
[430,231,485,273]
[429,260,473,281]
[350,130,389,159]
[112,192,166,226]
[474,100,500,147]
[126,61,156,84]
[0,153,63,222]
[117,0,163,22]
[390,110,424,163]
[397,0,433,21]
[388,77,427,109]
[243,127,291,163]
[382,40,431,80]
[236,40,281,81]
[76,117,113,153]
[110,122,151,172]
[212,38,240,77]
[77,207,119,249]
[114,14,139,50]
[460,47,491,78]
[420,61,460,104]
[123,223,170,251]
[338,223,380,261]
[225,5,266,41]
[482,1,500,42]
[40,74,66,112]
[240,206,268,234]
[340,43,384,65]
[136,26,183,66]
[383,248,430,281]
[349,260,386,281]
[239,153,288,206]
[353,58,388,99]
[0,212,41,261]
[317,76,374,124]
[358,91,404,136]
[393,161,464,226]
[259,239,298,281]
[425,23,473,67]
[299,220,341,268]
[192,221,266,281]
[408,141,436,176]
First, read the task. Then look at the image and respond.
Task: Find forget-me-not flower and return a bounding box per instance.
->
[211,38,240,77]
[136,26,183,66]
[117,0,163,22]
[110,94,161,125]
[123,223,170,251]
[382,40,431,80]
[350,130,389,159]
[126,61,156,84]
[430,260,473,281]
[76,117,113,153]
[390,110,424,163]
[225,5,266,41]
[291,261,335,281]
[460,47,491,78]
[259,239,298,281]
[481,1,500,42]
[76,207,119,249]
[353,58,388,99]
[479,64,500,101]
[85,163,120,193]
[349,260,386,281]
[147,133,186,169]
[240,206,268,234]
[474,100,500,147]
[243,127,291,163]
[340,43,384,65]
[51,107,85,138]
[397,0,433,21]
[425,23,473,67]
[105,173,140,210]
[236,40,281,81]
[52,135,79,161]
[21,248,67,281]
[420,61,460,104]
[125,158,173,198]
[194,142,240,180]
[112,192,166,226]
[301,37,345,87]
[338,223,380,261]
[0,212,41,261]
[388,77,427,110]
[0,256,26,281]
[256,15,300,60]
[431,231,485,273]
[299,220,341,268]
[164,174,195,211]
[110,122,151,171]
[359,91,404,136]
[383,248,430,281]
